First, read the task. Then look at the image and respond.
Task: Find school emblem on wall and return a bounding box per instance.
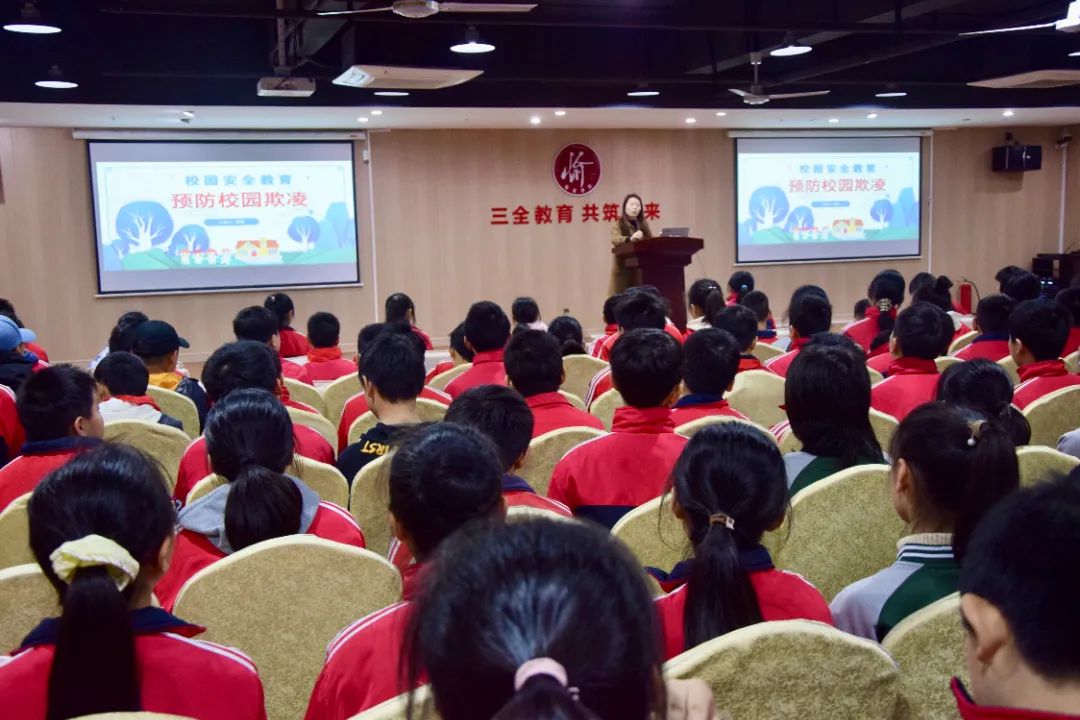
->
[553,143,601,196]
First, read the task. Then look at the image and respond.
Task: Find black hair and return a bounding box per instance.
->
[445,385,534,472]
[959,472,1080,681]
[106,311,149,354]
[464,301,511,353]
[974,294,1015,335]
[28,444,175,720]
[547,316,587,356]
[602,294,623,325]
[908,272,936,297]
[671,423,787,650]
[504,330,562,397]
[388,423,504,560]
[613,292,666,331]
[385,293,416,324]
[263,292,296,328]
[786,285,832,339]
[867,270,906,351]
[449,322,474,362]
[893,302,954,360]
[727,271,754,301]
[889,403,1019,561]
[911,275,954,313]
[202,341,279,403]
[610,328,683,407]
[995,265,1025,292]
[1055,288,1080,327]
[786,339,884,466]
[739,290,770,324]
[233,306,279,345]
[682,328,740,396]
[709,304,757,352]
[17,365,97,443]
[853,299,871,321]
[93,352,149,397]
[360,332,426,403]
[307,311,341,349]
[511,297,541,325]
[687,279,722,314]
[204,388,301,552]
[1002,271,1042,302]
[0,298,15,316]
[1009,298,1071,361]
[358,323,386,355]
[936,360,1031,446]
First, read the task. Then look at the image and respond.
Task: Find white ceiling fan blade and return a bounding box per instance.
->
[765,90,831,99]
[959,21,1056,36]
[317,6,394,16]
[439,2,538,12]
[728,88,754,98]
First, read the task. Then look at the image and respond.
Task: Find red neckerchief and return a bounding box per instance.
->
[951,678,1080,719]
[738,355,766,372]
[725,292,739,306]
[886,356,938,377]
[1018,359,1069,383]
[611,406,676,434]
[114,394,161,411]
[603,323,618,336]
[789,336,812,352]
[472,349,505,365]
[307,346,343,363]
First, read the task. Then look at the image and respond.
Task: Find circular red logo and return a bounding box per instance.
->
[553,143,602,196]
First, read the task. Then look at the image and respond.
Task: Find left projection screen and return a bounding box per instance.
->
[89,141,360,295]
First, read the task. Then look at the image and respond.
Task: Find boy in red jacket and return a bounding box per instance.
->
[954,294,1014,362]
[712,304,770,374]
[233,306,313,386]
[585,291,668,408]
[870,302,953,421]
[305,312,358,385]
[1009,299,1080,410]
[504,330,603,437]
[670,328,747,426]
[445,301,511,399]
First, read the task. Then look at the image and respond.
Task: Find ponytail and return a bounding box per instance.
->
[684,515,762,649]
[492,676,597,720]
[868,271,905,352]
[224,465,303,551]
[727,271,754,302]
[955,419,1018,561]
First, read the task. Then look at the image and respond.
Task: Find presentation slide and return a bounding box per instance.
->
[89,141,359,294]
[735,137,922,264]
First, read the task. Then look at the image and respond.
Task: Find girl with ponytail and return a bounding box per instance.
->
[0,444,266,720]
[832,402,1020,642]
[911,274,973,339]
[651,423,832,659]
[726,270,755,305]
[936,359,1031,446]
[154,388,363,610]
[264,291,308,357]
[843,269,906,356]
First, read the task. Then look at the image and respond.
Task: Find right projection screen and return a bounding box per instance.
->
[735,136,922,263]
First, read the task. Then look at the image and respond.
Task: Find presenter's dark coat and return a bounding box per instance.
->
[608,221,652,295]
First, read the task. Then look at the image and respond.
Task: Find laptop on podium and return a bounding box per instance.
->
[660,227,690,237]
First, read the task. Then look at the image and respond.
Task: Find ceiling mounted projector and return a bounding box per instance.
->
[257,77,316,97]
[319,1,536,19]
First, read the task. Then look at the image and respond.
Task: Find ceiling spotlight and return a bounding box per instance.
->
[1070,50,1080,57]
[627,84,659,97]
[771,34,812,57]
[866,113,879,119]
[530,116,542,125]
[1003,109,1015,117]
[180,110,195,119]
[34,65,76,89]
[716,111,727,117]
[370,109,383,115]
[875,84,907,98]
[451,25,495,54]
[3,2,60,34]
[356,116,370,123]
[554,110,566,116]
[828,118,840,123]
[685,118,697,124]
[373,91,409,97]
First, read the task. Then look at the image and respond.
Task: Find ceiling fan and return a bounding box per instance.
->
[318,1,537,18]
[959,0,1080,35]
[728,52,830,106]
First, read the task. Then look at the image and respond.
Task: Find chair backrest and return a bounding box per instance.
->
[0,563,58,654]
[869,408,899,454]
[589,388,626,430]
[561,354,608,402]
[283,378,327,416]
[186,474,227,506]
[0,493,34,571]
[415,397,447,423]
[866,367,885,386]
[104,420,191,493]
[321,374,362,427]
[73,714,196,719]
[349,454,394,556]
[427,363,471,392]
[934,356,962,373]
[673,414,778,444]
[882,592,965,720]
[775,464,904,601]
[173,535,401,720]
[751,341,785,362]
[663,620,901,720]
[948,330,978,355]
[727,370,787,428]
[559,389,586,410]
[347,411,378,446]
[777,425,802,454]
[997,355,1020,385]
[610,494,688,572]
[1023,385,1080,447]
[348,686,436,720]
[1016,444,1080,487]
[146,386,199,437]
[518,426,606,496]
[286,406,338,453]
[1065,350,1080,374]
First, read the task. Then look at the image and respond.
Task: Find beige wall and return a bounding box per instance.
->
[0,124,1073,365]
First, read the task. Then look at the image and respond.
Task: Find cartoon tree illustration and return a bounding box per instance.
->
[869,198,894,228]
[748,186,790,229]
[288,216,320,250]
[785,206,815,232]
[115,201,174,252]
[168,225,210,256]
[324,202,356,249]
[893,188,917,227]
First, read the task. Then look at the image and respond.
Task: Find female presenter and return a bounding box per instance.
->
[608,193,653,294]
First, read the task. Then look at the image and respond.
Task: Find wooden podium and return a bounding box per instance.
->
[613,236,705,330]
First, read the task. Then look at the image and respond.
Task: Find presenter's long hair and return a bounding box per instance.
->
[618,193,652,239]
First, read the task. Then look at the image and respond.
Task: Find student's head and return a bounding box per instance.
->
[610,328,683,408]
[911,275,955,313]
[445,385,534,472]
[786,285,832,341]
[504,330,563,398]
[1002,271,1042,302]
[464,301,511,353]
[263,292,296,328]
[614,291,666,331]
[995,265,1025,293]
[131,320,189,372]
[106,311,148,354]
[709,304,758,352]
[547,315,586,356]
[936,360,1031,447]
[28,444,176,720]
[93,352,149,399]
[868,270,906,350]
[891,302,954,360]
[407,519,664,720]
[307,311,341,349]
[853,298,871,321]
[670,423,787,650]
[1009,298,1070,364]
[786,338,882,466]
[727,270,754,301]
[511,296,541,326]
[1054,287,1080,327]
[448,322,474,363]
[360,332,425,408]
[687,278,722,320]
[889,403,1018,560]
[908,271,936,297]
[202,341,280,403]
[18,365,103,443]
[739,290,770,328]
[974,294,1015,335]
[233,305,279,348]
[682,328,739,397]
[388,422,504,561]
[357,322,386,356]
[204,388,300,552]
[957,473,1080,710]
[602,293,623,326]
[385,292,417,325]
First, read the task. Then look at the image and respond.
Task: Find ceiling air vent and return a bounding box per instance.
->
[969,70,1080,89]
[333,64,483,90]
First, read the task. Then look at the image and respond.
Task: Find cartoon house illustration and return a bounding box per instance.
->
[830,218,866,239]
[235,239,280,260]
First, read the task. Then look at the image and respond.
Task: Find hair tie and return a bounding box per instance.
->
[876,298,893,313]
[514,658,580,700]
[967,420,984,447]
[50,534,140,592]
[709,513,735,531]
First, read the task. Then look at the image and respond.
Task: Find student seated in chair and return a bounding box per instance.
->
[765,285,832,378]
[670,328,747,426]
[0,315,43,393]
[547,315,588,356]
[595,286,683,363]
[1054,287,1080,357]
[954,294,1015,362]
[425,322,473,383]
[511,296,547,333]
[709,303,768,373]
[503,330,603,437]
[264,291,308,357]
[385,292,434,351]
[304,312,358,385]
[585,290,668,407]
[590,293,623,357]
[853,298,871,323]
[1010,299,1080,410]
[0,444,268,720]
[911,275,972,340]
[93,351,183,430]
[741,290,784,348]
[233,305,313,386]
[936,360,1030,447]
[685,278,721,335]
[548,328,687,529]
[445,301,511,399]
[1002,271,1042,303]
[132,320,209,428]
[867,300,953,377]
[844,269,906,357]
[869,302,954,421]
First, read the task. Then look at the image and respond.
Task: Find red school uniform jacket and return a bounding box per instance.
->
[737,354,769,374]
[1064,327,1080,358]
[282,357,314,385]
[305,565,426,720]
[590,324,618,358]
[585,367,614,409]
[336,386,451,452]
[954,334,1011,362]
[950,678,1080,720]
[597,324,685,362]
[844,307,896,357]
[279,327,310,358]
[1013,359,1080,410]
[763,337,811,379]
[526,391,605,438]
[547,406,688,529]
[0,385,24,466]
[445,349,507,399]
[0,438,100,513]
[411,326,434,351]
[305,348,358,384]
[869,357,940,421]
[866,351,894,376]
[425,359,454,384]
[0,607,267,720]
[669,395,748,426]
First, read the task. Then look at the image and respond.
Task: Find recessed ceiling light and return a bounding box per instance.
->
[451,26,494,54]
[866,113,879,119]
[530,116,542,125]
[771,34,812,57]
[554,110,566,116]
[3,2,60,34]
[1003,109,1015,117]
[34,65,76,89]
[370,109,383,115]
[828,118,840,123]
[356,116,370,123]
[180,110,195,119]
[374,91,409,97]
[716,111,727,117]
[875,90,907,98]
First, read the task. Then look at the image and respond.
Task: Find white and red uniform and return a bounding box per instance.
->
[1013,359,1080,410]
